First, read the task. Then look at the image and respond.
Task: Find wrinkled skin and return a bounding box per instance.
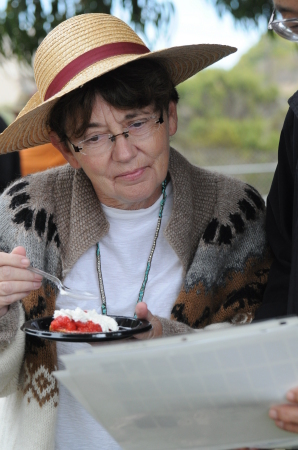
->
[0,98,178,337]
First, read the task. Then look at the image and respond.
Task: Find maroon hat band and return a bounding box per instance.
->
[44,41,150,101]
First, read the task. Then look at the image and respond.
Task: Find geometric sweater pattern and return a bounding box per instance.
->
[0,148,272,449]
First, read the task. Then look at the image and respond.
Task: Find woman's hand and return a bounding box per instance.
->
[0,246,43,318]
[269,387,298,433]
[134,302,162,339]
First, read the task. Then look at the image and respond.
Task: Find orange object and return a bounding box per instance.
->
[20,143,67,176]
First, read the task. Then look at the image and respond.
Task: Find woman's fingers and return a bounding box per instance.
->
[0,281,42,300]
[134,302,162,340]
[0,247,43,312]
[269,403,298,433]
[274,420,298,433]
[11,246,27,257]
[287,387,298,403]
[134,302,148,319]
[0,266,42,283]
[0,247,30,270]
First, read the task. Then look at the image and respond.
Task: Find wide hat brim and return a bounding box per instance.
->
[0,16,236,153]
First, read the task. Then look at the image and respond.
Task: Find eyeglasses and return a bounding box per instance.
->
[69,114,164,156]
[268,8,298,41]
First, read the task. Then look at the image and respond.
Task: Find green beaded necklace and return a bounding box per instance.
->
[96,178,168,317]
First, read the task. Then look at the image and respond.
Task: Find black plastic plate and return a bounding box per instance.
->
[21,315,152,342]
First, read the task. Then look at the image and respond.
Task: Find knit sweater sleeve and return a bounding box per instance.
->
[0,181,29,395]
[158,315,195,337]
[0,172,60,396]
[0,302,25,396]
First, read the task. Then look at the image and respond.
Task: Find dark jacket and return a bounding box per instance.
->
[255,91,298,319]
[0,116,20,193]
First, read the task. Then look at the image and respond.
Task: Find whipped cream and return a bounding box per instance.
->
[53,307,119,332]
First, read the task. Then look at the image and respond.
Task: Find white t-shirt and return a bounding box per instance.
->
[55,181,183,450]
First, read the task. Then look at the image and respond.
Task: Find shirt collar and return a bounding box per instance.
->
[56,148,217,275]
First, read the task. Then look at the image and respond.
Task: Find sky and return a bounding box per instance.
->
[113,0,268,69]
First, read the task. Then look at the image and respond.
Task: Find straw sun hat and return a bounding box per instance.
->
[0,13,236,153]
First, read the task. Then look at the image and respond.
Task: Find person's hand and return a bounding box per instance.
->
[134,302,162,339]
[269,386,298,433]
[0,246,43,318]
[235,387,298,450]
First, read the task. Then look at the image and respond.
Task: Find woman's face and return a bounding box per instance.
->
[52,95,177,210]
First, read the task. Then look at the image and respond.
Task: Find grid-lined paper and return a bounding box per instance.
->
[55,317,298,450]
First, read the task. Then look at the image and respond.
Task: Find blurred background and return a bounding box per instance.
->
[0,0,294,197]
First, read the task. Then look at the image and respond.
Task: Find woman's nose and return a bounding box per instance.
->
[111,132,137,162]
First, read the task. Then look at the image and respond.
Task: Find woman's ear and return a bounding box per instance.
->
[168,101,178,137]
[49,131,82,169]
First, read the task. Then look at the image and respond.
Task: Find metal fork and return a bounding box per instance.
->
[27,266,98,300]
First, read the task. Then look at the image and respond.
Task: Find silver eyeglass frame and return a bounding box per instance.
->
[69,115,164,154]
[268,8,298,41]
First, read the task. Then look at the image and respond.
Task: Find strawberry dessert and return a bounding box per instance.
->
[49,307,119,333]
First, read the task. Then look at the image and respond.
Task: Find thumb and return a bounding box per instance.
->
[134,302,162,339]
[11,246,27,257]
[134,301,149,319]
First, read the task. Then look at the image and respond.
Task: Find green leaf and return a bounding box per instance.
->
[0,0,174,65]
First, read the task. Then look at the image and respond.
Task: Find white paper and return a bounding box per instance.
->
[54,317,298,450]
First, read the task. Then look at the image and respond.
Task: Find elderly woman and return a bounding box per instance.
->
[0,13,273,450]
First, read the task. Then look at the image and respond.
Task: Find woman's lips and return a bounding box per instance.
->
[116,167,146,181]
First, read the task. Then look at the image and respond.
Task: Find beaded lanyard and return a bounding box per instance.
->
[96,178,168,317]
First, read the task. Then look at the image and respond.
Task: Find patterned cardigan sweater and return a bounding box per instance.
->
[0,148,272,450]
